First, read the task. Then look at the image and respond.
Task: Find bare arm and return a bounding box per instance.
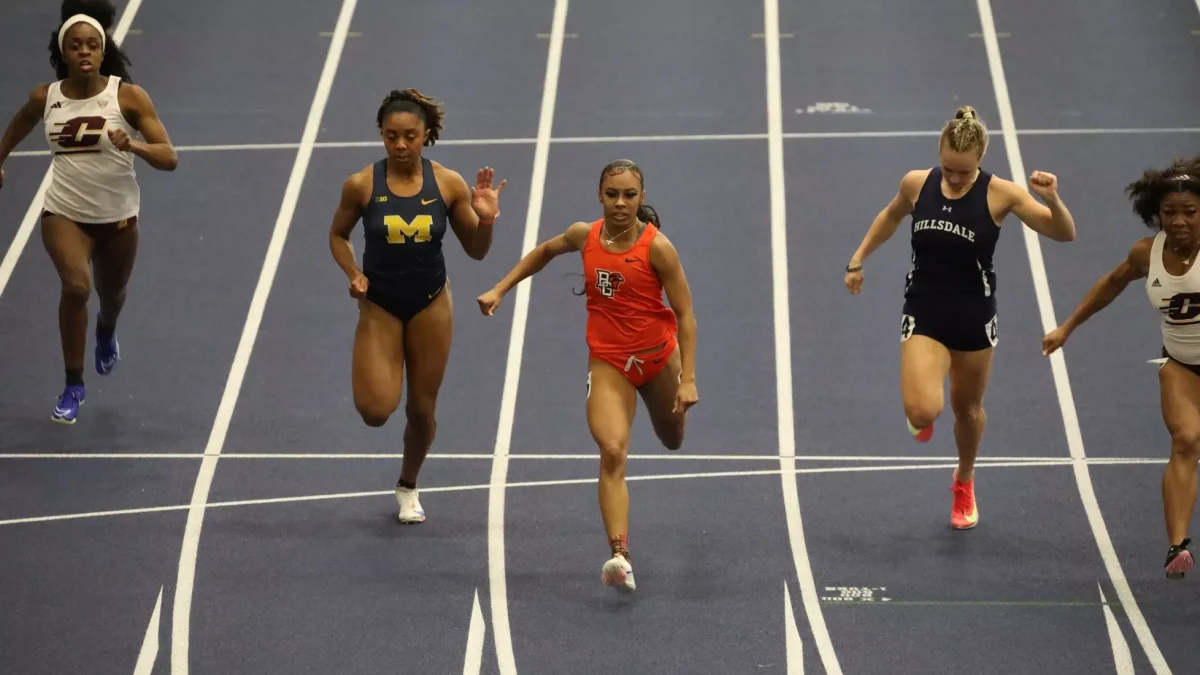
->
[844,170,925,294]
[1062,239,1150,334]
[478,221,590,315]
[848,169,925,269]
[1044,237,1151,355]
[117,84,177,171]
[445,166,505,260]
[1005,173,1076,242]
[0,85,49,187]
[650,233,697,385]
[329,171,370,282]
[493,221,589,296]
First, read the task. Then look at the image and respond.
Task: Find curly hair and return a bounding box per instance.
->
[1125,155,1200,228]
[376,89,444,146]
[48,0,132,82]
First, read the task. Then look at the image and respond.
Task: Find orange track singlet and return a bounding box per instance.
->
[581,218,678,357]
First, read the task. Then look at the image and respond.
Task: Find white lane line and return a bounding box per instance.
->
[975,1,1170,672]
[463,589,486,675]
[784,582,804,674]
[0,0,146,300]
[0,459,1072,527]
[0,451,1094,461]
[1,452,1170,470]
[8,127,1198,159]
[132,585,163,675]
[1098,583,1134,675]
[168,1,359,673]
[763,0,842,672]
[487,2,569,672]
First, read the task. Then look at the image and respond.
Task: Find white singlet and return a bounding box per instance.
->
[42,75,139,224]
[1147,231,1200,365]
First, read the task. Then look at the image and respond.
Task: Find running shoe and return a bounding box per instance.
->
[1165,538,1193,580]
[395,485,426,524]
[51,384,86,425]
[95,317,119,376]
[908,418,933,443]
[601,551,636,593]
[950,472,978,529]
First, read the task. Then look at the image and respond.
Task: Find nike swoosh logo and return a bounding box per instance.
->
[422,198,437,205]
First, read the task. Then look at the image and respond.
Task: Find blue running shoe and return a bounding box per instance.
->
[95,318,119,375]
[51,385,86,425]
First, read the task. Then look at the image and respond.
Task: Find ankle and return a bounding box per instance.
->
[609,534,630,558]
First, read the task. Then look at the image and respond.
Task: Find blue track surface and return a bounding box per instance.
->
[2,1,1200,673]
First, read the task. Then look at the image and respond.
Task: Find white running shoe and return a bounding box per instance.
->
[395,486,426,524]
[601,552,636,593]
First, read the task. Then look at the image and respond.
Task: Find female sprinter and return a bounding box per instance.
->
[0,0,177,425]
[476,158,699,593]
[329,89,505,524]
[843,106,1076,529]
[1043,157,1200,579]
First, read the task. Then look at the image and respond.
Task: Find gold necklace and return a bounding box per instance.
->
[601,220,638,246]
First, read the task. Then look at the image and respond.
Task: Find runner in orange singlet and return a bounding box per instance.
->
[477,159,698,593]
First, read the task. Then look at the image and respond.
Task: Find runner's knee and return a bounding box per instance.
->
[404,398,436,434]
[656,422,684,450]
[59,273,91,304]
[597,438,628,476]
[356,403,392,428]
[904,399,941,429]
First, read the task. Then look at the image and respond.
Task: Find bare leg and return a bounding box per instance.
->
[947,347,995,484]
[636,343,686,450]
[397,283,453,487]
[900,334,951,433]
[41,215,94,383]
[351,299,405,427]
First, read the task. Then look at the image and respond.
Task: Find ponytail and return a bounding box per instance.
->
[637,204,661,230]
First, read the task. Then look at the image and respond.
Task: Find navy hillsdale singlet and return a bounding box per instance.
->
[900,167,1001,352]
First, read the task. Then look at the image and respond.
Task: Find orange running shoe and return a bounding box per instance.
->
[950,473,978,529]
[907,418,934,443]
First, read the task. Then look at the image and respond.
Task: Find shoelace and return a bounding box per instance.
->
[952,483,974,512]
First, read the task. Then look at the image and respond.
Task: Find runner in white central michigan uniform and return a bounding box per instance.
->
[1044,155,1200,580]
[0,0,177,425]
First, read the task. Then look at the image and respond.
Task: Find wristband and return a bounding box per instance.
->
[845,264,862,273]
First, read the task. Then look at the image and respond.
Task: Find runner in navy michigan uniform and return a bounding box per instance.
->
[843,106,1077,529]
[329,89,506,524]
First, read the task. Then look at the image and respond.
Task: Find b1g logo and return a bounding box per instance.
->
[48,116,107,150]
[1162,292,1200,324]
[595,269,625,298]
